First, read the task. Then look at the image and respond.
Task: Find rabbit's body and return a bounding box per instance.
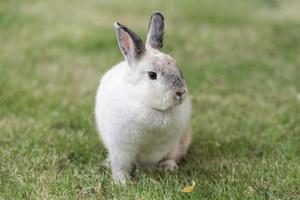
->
[96,61,191,167]
[95,12,192,183]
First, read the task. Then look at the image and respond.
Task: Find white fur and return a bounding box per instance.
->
[95,13,192,184]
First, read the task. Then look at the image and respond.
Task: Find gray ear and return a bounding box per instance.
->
[146,12,165,49]
[114,23,145,63]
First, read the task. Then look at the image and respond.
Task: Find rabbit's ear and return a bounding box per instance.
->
[146,12,164,49]
[114,23,145,64]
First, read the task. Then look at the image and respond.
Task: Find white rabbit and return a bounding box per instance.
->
[95,12,192,184]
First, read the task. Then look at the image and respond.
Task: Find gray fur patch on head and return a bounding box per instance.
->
[151,56,184,88]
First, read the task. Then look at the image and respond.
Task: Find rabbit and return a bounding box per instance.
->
[95,12,192,184]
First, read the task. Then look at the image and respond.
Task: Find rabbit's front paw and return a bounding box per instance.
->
[111,154,134,184]
[158,159,178,171]
[112,169,130,184]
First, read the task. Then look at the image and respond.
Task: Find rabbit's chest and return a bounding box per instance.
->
[135,130,177,165]
[131,110,183,165]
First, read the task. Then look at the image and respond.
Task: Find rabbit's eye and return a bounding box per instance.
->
[148,71,157,80]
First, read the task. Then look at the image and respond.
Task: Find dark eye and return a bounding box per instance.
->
[148,71,157,80]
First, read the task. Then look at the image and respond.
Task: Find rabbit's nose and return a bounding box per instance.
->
[176,89,185,97]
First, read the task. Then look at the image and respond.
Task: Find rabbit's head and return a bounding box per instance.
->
[114,12,187,111]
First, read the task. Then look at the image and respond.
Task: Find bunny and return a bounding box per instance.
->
[95,12,192,184]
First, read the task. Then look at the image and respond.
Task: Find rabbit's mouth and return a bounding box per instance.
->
[174,89,187,104]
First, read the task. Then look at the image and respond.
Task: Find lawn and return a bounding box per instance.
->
[1,0,300,199]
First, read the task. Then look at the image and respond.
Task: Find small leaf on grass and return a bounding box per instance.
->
[181,181,196,193]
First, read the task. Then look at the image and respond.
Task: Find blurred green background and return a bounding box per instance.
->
[0,0,300,199]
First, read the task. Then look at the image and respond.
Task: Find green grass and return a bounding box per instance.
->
[1,0,300,199]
